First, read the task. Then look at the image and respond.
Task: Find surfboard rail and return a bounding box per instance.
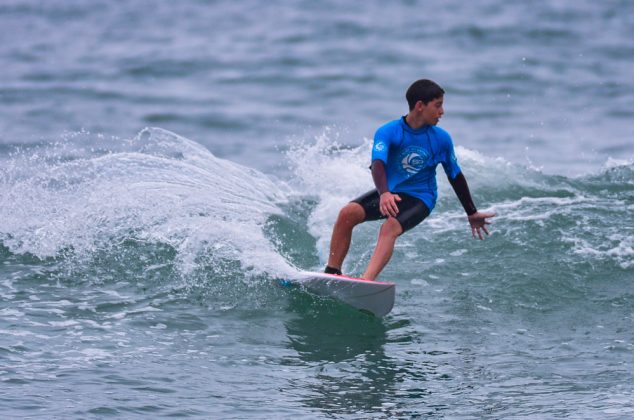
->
[287,271,396,317]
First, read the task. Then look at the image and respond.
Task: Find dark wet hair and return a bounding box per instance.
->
[406,79,445,110]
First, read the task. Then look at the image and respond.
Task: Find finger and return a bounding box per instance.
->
[482,225,490,236]
[389,200,399,217]
[381,204,391,218]
[471,226,476,239]
[380,204,389,217]
[394,194,402,202]
[477,228,484,240]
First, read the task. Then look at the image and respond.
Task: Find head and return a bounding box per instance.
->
[406,79,445,125]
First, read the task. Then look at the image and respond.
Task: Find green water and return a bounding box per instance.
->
[2,0,633,417]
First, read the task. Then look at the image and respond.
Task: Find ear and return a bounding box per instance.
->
[415,100,426,111]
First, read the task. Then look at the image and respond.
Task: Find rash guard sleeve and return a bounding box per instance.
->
[371,124,394,164]
[440,134,462,180]
[448,172,477,215]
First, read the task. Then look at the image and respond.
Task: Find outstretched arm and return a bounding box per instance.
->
[448,172,496,240]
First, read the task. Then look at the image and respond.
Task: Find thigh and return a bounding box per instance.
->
[394,193,431,233]
[351,189,383,221]
[351,190,430,232]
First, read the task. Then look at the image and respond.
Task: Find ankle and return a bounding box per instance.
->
[324,266,342,275]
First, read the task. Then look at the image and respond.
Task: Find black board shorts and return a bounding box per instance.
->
[351,190,430,233]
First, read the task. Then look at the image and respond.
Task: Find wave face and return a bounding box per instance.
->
[1,127,295,270]
[1,128,633,417]
[3,127,630,284]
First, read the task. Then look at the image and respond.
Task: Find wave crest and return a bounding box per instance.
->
[0,128,295,279]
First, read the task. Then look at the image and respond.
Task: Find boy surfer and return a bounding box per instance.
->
[325,79,495,280]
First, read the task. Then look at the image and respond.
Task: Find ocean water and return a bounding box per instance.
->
[1,0,633,418]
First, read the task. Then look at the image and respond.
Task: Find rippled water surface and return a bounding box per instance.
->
[1,1,633,418]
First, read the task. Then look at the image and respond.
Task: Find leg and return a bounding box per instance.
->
[326,202,366,271]
[362,217,403,280]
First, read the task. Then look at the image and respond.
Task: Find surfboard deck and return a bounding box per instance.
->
[281,271,395,317]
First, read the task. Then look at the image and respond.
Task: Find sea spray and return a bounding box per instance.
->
[0,128,297,283]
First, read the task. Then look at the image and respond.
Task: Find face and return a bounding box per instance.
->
[418,96,444,125]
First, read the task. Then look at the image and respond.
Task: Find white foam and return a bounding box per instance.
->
[285,130,373,261]
[0,128,299,279]
[566,234,634,269]
[450,249,467,257]
[284,131,559,265]
[604,157,633,169]
[410,278,429,286]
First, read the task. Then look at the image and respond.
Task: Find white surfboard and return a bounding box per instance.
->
[283,271,395,317]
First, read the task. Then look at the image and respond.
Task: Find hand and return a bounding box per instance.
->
[379,192,401,218]
[467,211,496,240]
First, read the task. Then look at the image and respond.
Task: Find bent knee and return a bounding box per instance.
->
[379,217,403,237]
[338,203,365,225]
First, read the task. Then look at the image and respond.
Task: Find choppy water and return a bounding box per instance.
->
[2,0,633,418]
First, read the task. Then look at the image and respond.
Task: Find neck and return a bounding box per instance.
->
[405,112,426,129]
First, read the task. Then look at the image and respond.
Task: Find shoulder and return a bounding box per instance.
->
[374,118,402,139]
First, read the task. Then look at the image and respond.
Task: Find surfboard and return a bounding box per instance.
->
[281,271,395,317]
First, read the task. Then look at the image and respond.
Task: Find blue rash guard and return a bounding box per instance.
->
[371,116,462,211]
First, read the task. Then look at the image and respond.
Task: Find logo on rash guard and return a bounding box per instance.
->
[374,141,386,152]
[399,147,430,175]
